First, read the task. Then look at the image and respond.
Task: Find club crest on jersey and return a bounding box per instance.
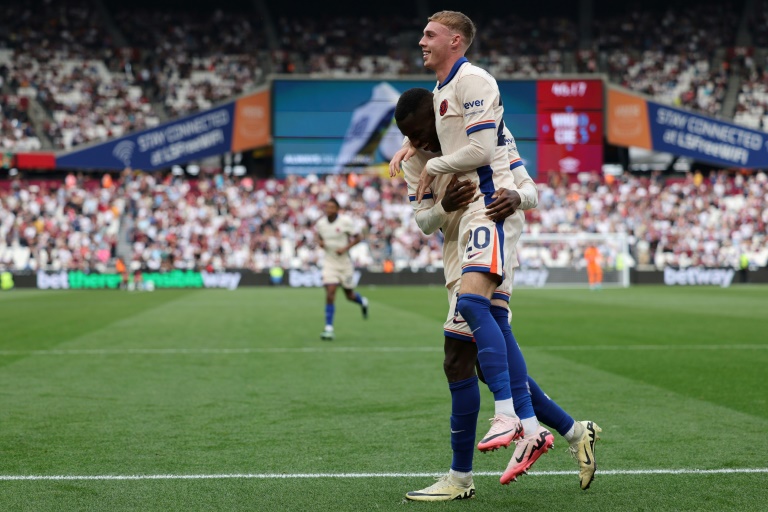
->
[439,99,448,116]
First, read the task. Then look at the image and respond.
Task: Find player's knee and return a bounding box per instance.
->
[443,338,476,382]
[475,361,486,384]
[456,295,488,325]
[444,350,476,382]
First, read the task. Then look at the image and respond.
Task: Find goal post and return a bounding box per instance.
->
[514,233,631,288]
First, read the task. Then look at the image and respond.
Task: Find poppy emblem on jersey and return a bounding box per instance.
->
[439,99,448,116]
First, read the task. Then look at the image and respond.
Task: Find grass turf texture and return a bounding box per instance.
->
[0,286,766,511]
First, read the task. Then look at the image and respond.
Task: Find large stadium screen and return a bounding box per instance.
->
[272,79,574,178]
[536,79,604,181]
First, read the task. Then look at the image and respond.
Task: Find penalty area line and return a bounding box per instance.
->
[1,468,767,481]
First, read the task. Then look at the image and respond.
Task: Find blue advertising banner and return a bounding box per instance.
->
[647,102,768,168]
[272,79,538,177]
[57,104,236,170]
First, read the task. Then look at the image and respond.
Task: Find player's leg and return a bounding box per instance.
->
[490,298,537,435]
[321,283,337,340]
[342,287,369,319]
[407,290,478,501]
[588,265,597,289]
[455,213,521,451]
[489,300,554,484]
[457,210,522,451]
[493,216,555,483]
[458,272,525,451]
[476,356,601,490]
[527,377,602,490]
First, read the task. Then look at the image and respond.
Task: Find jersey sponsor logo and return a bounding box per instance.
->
[467,252,482,259]
[464,99,484,109]
[439,99,448,116]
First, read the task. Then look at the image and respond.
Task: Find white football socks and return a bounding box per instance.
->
[449,469,472,483]
[521,417,540,437]
[564,420,585,445]
[494,398,517,418]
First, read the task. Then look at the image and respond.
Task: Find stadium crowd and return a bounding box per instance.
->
[0,173,123,272]
[1,0,766,153]
[2,170,767,274]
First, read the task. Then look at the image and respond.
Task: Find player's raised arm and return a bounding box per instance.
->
[425,74,498,176]
[410,176,476,235]
[389,139,417,177]
[402,150,448,235]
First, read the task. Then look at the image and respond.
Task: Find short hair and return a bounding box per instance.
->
[327,197,340,208]
[394,88,433,124]
[428,10,476,50]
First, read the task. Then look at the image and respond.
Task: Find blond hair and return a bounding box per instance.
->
[428,11,476,50]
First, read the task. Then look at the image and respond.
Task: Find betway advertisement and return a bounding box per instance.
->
[536,79,604,180]
[55,88,270,171]
[607,86,768,168]
[37,270,242,290]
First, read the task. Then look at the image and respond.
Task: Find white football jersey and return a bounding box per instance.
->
[316,214,356,264]
[428,58,521,204]
[402,123,534,290]
[402,150,463,290]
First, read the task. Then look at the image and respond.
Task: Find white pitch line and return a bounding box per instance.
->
[0,344,765,356]
[0,347,442,356]
[539,344,768,352]
[1,468,766,481]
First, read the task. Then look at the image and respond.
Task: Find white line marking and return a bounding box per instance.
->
[0,344,765,356]
[0,469,766,481]
[540,344,768,352]
[0,347,442,356]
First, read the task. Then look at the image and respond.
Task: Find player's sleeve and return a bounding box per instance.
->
[426,74,498,176]
[502,126,538,210]
[403,150,449,235]
[511,165,538,210]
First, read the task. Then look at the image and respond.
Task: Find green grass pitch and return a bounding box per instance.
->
[1,285,767,511]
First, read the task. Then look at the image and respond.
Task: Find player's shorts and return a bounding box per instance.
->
[322,259,356,289]
[443,278,513,342]
[443,280,473,342]
[458,208,524,284]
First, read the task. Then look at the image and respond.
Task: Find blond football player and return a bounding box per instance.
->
[391,10,555,484]
[394,88,601,500]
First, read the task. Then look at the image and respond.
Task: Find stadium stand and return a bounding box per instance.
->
[1,0,758,149]
[0,174,122,272]
[590,4,737,115]
[1,0,767,277]
[3,171,766,273]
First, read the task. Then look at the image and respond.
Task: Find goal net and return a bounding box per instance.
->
[514,233,631,288]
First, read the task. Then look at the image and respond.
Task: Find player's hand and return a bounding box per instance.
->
[389,142,416,177]
[416,166,435,202]
[335,248,346,255]
[441,175,476,212]
[485,188,521,222]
